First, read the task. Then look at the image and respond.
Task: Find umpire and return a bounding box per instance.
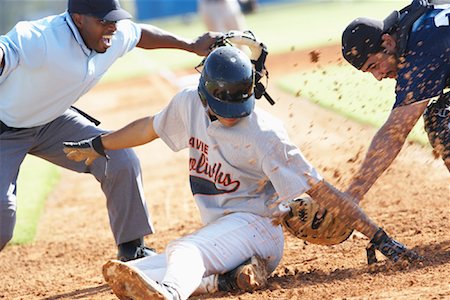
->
[0,0,217,260]
[341,0,450,203]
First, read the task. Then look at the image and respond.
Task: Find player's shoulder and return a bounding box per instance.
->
[174,86,198,100]
[252,107,285,130]
[249,107,289,141]
[170,86,201,108]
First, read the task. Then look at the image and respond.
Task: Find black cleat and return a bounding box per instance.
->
[117,238,157,262]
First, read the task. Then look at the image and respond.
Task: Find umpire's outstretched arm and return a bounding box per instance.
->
[137,24,221,57]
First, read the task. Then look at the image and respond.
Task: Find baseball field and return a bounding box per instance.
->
[1,1,449,299]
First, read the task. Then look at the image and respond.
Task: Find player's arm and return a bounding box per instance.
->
[102,116,159,149]
[136,24,221,56]
[345,100,428,202]
[284,179,423,265]
[306,179,379,239]
[63,116,159,165]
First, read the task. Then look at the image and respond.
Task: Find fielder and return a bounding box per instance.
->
[341,0,450,203]
[64,45,420,299]
[0,0,219,261]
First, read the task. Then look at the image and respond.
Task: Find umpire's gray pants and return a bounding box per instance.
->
[0,109,154,251]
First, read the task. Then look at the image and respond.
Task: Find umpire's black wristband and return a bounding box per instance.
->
[91,135,108,158]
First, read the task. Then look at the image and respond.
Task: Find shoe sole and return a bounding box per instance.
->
[103,259,168,300]
[235,256,269,292]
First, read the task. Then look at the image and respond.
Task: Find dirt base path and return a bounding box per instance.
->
[1,45,449,300]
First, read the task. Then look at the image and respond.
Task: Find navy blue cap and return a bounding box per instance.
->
[68,0,132,21]
[342,11,399,70]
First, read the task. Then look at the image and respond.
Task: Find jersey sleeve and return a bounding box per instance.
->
[261,132,323,204]
[0,21,46,83]
[114,20,142,57]
[153,89,191,152]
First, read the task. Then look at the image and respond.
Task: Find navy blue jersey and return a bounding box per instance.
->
[394,4,450,108]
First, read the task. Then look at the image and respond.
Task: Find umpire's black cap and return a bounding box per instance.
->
[341,11,399,70]
[68,0,132,21]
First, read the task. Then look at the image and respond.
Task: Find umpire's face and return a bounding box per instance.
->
[72,13,117,53]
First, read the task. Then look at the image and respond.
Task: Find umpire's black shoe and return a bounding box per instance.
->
[117,238,157,262]
[366,228,422,265]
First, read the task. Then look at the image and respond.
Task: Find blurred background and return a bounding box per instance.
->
[0,0,303,34]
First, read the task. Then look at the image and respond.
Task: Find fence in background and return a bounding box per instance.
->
[134,0,298,20]
[0,0,300,34]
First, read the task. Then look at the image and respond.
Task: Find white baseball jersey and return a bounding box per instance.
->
[153,87,323,224]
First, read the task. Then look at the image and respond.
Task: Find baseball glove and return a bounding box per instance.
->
[282,195,354,246]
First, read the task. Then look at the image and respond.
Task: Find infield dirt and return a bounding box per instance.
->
[1,45,449,300]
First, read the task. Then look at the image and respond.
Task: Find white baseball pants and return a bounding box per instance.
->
[126,212,284,300]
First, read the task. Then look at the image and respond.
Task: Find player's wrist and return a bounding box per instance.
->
[91,135,107,158]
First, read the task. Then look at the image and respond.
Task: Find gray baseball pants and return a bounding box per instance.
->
[0,108,154,251]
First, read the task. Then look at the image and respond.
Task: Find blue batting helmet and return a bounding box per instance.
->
[198,46,255,118]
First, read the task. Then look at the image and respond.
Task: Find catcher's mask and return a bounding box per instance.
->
[198,46,255,119]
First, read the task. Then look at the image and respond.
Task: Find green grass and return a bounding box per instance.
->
[278,65,428,144]
[11,156,59,244]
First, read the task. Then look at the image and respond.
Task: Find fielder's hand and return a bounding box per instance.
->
[63,135,108,166]
[282,195,354,246]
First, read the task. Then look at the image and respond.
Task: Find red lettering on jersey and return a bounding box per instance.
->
[189,153,240,192]
[189,137,208,155]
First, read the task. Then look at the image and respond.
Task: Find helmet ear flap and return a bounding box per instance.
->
[197,85,208,108]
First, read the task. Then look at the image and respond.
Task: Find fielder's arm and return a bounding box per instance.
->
[306,180,379,239]
[137,24,221,56]
[64,116,158,165]
[345,101,428,202]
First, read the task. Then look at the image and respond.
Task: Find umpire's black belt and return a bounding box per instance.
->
[0,120,25,134]
[0,107,100,135]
